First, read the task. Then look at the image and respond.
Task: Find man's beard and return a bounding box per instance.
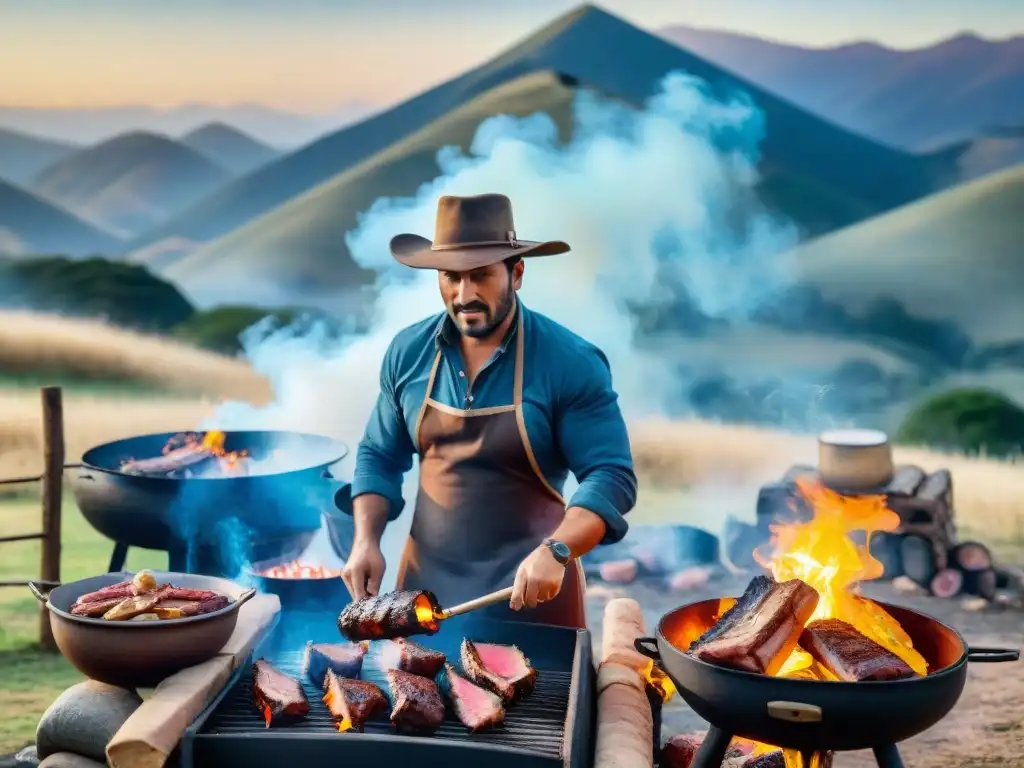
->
[453,288,516,339]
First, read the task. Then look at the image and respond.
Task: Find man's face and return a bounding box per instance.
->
[439,259,524,339]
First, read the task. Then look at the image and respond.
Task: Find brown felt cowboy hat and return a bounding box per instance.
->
[390,193,570,270]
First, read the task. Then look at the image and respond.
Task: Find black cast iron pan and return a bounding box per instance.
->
[635,597,1018,754]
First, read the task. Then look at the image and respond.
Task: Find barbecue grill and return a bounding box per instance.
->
[181,614,594,768]
[636,596,1019,768]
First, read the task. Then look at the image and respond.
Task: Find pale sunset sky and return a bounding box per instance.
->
[2,0,1022,112]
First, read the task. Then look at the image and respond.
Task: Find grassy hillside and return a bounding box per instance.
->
[181,122,280,175]
[134,4,949,252]
[792,165,1024,348]
[0,178,121,257]
[0,127,79,186]
[31,131,231,237]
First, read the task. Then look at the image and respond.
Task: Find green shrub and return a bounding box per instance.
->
[896,387,1024,457]
[171,306,300,355]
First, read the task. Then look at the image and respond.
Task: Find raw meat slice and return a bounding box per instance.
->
[800,619,916,682]
[378,638,446,678]
[461,639,537,703]
[439,663,505,732]
[687,577,819,676]
[252,659,310,727]
[386,668,445,734]
[303,641,368,688]
[322,669,387,732]
[337,590,440,641]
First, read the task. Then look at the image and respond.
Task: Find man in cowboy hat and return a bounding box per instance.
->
[341,193,637,628]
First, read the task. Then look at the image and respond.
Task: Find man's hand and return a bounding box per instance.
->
[510,545,566,611]
[341,539,386,600]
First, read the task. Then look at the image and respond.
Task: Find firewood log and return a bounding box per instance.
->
[896,523,951,570]
[883,466,926,497]
[962,568,998,601]
[900,535,938,587]
[930,568,963,598]
[917,470,952,503]
[950,541,992,572]
[868,532,904,579]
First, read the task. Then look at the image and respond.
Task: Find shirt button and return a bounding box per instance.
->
[468,395,474,402]
[459,371,465,378]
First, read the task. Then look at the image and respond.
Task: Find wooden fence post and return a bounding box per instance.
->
[39,386,64,652]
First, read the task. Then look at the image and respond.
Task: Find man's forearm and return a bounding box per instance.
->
[352,493,390,545]
[548,506,607,559]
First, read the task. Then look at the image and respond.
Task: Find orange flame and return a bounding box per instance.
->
[640,658,677,703]
[162,430,250,474]
[323,687,354,732]
[415,593,439,629]
[336,717,353,733]
[258,561,344,579]
[262,705,272,728]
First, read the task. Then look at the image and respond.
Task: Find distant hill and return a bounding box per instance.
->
[926,127,1024,183]
[0,127,79,186]
[30,131,232,237]
[181,122,280,175]
[135,4,949,255]
[659,25,1024,151]
[0,176,122,257]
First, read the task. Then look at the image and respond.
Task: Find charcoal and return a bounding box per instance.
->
[800,619,916,682]
[461,639,537,703]
[322,669,387,732]
[337,589,440,641]
[303,642,367,687]
[252,659,309,727]
[439,663,505,732]
[688,577,819,676]
[378,638,445,678]
[386,669,444,734]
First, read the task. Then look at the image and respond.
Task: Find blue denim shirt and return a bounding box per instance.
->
[351,302,637,544]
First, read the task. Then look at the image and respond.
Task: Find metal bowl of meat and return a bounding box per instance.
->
[29,569,256,688]
[634,575,1019,759]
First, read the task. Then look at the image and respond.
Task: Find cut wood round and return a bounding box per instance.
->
[884,465,926,497]
[900,535,937,587]
[929,568,963,599]
[961,568,998,601]
[868,532,904,579]
[950,541,992,572]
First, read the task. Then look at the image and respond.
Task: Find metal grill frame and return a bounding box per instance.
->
[180,615,595,768]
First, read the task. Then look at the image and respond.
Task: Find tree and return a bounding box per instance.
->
[896,387,1024,457]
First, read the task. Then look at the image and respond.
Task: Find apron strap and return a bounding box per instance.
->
[414,349,443,454]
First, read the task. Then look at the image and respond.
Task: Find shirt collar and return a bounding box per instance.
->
[434,300,523,353]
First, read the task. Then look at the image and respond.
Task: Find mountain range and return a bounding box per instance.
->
[659,26,1024,151]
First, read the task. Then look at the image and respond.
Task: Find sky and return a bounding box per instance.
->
[1,0,1022,112]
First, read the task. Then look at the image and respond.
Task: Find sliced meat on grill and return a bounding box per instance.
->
[120,444,215,476]
[461,639,537,703]
[439,663,505,732]
[252,659,310,727]
[378,638,446,678]
[303,641,367,688]
[337,590,441,641]
[73,581,135,606]
[322,669,387,732]
[386,668,445,734]
[102,586,173,621]
[150,595,230,619]
[687,576,819,676]
[800,619,917,682]
[162,587,220,602]
[70,597,125,617]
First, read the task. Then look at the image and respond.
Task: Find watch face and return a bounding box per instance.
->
[549,540,571,563]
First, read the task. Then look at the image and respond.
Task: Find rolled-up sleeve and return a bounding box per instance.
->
[555,346,637,544]
[351,341,416,520]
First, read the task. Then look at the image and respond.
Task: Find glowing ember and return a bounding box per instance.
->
[640,658,677,703]
[755,477,927,678]
[259,561,344,579]
[415,594,438,627]
[261,705,272,729]
[322,689,353,732]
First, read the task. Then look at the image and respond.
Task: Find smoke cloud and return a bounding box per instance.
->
[209,72,800,577]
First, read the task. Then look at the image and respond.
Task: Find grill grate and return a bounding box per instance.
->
[203,649,571,754]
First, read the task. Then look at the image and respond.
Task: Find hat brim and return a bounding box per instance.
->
[390,233,570,270]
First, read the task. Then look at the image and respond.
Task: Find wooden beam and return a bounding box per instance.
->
[39,386,64,653]
[0,532,45,544]
[0,474,43,486]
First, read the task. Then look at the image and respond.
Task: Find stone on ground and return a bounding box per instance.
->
[35,681,142,762]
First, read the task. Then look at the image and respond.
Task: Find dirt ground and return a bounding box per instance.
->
[587,574,1024,768]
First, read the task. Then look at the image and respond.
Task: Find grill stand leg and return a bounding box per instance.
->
[107,543,129,573]
[874,744,905,768]
[690,725,733,768]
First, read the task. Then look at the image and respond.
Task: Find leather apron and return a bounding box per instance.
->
[394,306,588,629]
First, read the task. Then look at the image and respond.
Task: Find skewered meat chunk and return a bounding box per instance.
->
[252,659,310,727]
[687,576,819,676]
[439,663,505,732]
[378,638,446,678]
[386,669,445,734]
[322,669,387,732]
[800,619,916,682]
[337,590,441,641]
[461,639,537,703]
[303,641,367,687]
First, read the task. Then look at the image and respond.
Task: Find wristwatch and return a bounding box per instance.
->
[543,539,572,566]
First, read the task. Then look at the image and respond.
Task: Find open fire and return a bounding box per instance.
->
[256,561,344,580]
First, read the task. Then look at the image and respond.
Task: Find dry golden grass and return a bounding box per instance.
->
[0,311,271,401]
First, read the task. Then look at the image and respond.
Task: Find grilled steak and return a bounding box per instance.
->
[461,639,537,703]
[70,597,125,617]
[120,444,215,476]
[337,589,441,641]
[303,641,367,688]
[252,659,310,727]
[378,638,446,678]
[800,619,916,682]
[439,663,505,732]
[687,576,819,676]
[153,595,230,619]
[73,581,135,605]
[162,587,220,602]
[102,587,173,621]
[322,669,387,732]
[386,668,445,734]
